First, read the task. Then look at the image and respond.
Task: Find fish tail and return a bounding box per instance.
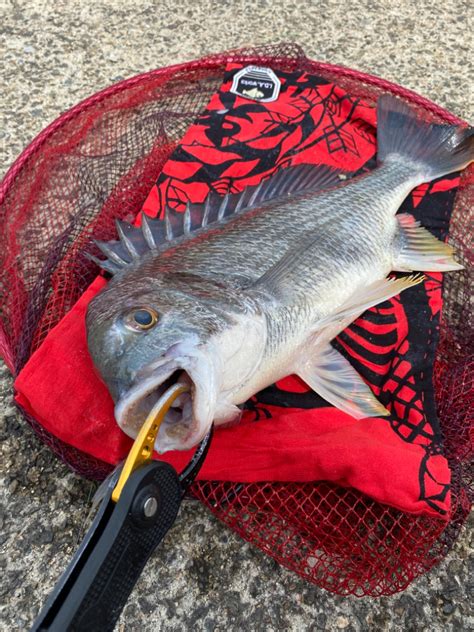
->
[376,95,473,181]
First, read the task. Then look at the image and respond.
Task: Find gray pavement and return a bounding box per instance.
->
[1,1,473,630]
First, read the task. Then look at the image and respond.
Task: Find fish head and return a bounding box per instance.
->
[86,272,265,452]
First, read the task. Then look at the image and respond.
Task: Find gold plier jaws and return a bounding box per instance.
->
[112,383,189,503]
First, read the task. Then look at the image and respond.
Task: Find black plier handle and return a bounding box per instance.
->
[30,385,212,632]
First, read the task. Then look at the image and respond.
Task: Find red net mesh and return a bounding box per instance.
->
[1,43,472,597]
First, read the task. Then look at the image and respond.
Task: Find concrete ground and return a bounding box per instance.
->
[1,1,472,630]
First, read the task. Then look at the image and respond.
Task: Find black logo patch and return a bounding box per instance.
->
[230,66,281,102]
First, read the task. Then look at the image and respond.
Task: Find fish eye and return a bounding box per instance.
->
[124,307,159,331]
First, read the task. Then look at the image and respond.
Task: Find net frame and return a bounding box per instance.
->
[1,43,471,597]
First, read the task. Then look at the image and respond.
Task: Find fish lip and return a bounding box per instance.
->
[114,355,214,452]
[114,359,177,434]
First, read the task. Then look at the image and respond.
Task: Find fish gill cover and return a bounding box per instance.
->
[1,44,472,596]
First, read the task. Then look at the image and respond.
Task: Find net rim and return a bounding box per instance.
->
[0,52,466,207]
[1,47,471,598]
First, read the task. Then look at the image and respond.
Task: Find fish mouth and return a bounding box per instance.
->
[114,356,215,453]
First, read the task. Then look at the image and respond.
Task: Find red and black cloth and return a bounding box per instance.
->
[15,64,459,518]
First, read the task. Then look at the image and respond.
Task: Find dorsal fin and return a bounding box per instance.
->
[115,220,144,258]
[89,163,348,274]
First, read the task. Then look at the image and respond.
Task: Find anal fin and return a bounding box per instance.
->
[296,344,390,419]
[394,213,463,271]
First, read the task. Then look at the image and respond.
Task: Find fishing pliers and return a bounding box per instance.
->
[30,384,213,632]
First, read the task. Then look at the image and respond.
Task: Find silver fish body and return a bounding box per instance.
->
[86,95,472,452]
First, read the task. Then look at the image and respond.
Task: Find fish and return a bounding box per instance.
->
[85,95,473,453]
[242,87,265,99]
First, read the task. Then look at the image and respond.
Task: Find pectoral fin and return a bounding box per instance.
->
[296,275,422,418]
[296,344,390,419]
[393,213,463,271]
[317,274,425,331]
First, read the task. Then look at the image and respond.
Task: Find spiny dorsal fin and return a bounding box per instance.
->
[89,163,348,274]
[393,213,463,272]
[115,220,143,258]
[86,253,122,275]
[141,213,158,248]
[93,239,130,266]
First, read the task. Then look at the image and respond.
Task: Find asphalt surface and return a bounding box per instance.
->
[1,1,473,630]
